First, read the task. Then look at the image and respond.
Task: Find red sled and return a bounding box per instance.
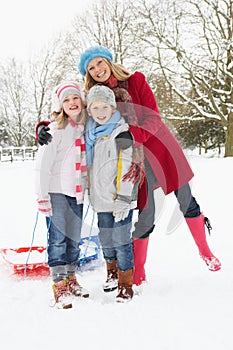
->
[0,246,49,277]
[0,236,101,278]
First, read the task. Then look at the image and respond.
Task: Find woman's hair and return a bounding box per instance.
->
[85,58,132,91]
[52,99,86,129]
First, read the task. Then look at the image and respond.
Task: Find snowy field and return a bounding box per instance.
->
[0,152,233,350]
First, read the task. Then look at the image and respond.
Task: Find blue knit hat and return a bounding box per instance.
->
[78,46,113,76]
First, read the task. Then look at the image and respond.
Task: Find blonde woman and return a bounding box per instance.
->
[77,46,221,286]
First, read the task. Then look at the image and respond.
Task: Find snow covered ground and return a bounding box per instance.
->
[0,151,233,350]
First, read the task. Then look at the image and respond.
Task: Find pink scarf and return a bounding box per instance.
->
[69,119,87,204]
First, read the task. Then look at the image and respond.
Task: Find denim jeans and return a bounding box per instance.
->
[133,158,201,239]
[97,210,134,272]
[47,193,83,267]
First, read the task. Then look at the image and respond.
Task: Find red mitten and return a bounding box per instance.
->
[37,199,52,216]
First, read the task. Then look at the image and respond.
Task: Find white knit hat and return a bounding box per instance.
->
[51,81,83,113]
[86,85,116,109]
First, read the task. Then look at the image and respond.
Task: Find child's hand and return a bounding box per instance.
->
[113,199,130,222]
[37,199,52,217]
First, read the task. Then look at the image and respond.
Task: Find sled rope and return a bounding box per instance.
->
[45,216,52,264]
[24,212,39,276]
[79,204,95,267]
[24,204,95,275]
[24,213,52,277]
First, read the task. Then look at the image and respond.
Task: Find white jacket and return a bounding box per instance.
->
[35,121,87,201]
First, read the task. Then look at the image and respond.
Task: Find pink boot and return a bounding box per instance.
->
[133,237,149,285]
[185,214,221,271]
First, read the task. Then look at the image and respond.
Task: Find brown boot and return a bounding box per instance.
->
[52,279,72,309]
[66,274,90,298]
[116,268,134,302]
[103,260,118,292]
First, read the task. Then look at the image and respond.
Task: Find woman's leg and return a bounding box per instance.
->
[133,159,156,239]
[174,183,201,218]
[175,184,221,271]
[132,159,156,285]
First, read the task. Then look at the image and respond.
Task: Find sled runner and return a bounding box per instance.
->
[0,235,101,277]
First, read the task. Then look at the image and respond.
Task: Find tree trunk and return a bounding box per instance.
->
[225,113,233,157]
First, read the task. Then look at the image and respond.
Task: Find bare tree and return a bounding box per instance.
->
[29,37,70,126]
[0,59,30,146]
[61,0,139,76]
[132,0,233,156]
[0,36,76,147]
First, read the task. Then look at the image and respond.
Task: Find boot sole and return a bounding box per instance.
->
[116,297,133,303]
[63,303,72,309]
[56,302,73,309]
[103,286,118,293]
[73,293,90,298]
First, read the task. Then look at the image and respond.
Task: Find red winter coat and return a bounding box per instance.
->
[126,71,194,208]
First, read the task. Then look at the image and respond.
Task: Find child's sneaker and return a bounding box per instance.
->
[201,255,221,271]
[66,275,89,298]
[52,280,73,309]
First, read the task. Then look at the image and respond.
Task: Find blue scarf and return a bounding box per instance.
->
[85,110,121,167]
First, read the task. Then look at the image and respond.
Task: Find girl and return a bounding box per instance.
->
[35,82,89,309]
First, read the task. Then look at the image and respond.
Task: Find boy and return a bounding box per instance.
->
[85,85,139,302]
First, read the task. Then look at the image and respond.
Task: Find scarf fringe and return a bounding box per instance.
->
[122,162,145,188]
[75,125,86,204]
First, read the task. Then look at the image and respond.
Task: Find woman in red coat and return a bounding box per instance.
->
[38,46,221,288]
[77,45,221,287]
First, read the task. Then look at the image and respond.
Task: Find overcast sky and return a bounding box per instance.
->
[0,0,94,61]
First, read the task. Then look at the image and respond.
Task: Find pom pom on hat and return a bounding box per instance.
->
[51,81,83,113]
[86,85,116,109]
[78,46,113,76]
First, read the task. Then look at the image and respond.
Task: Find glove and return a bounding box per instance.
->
[38,126,52,146]
[113,199,131,222]
[37,199,52,217]
[115,131,133,150]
